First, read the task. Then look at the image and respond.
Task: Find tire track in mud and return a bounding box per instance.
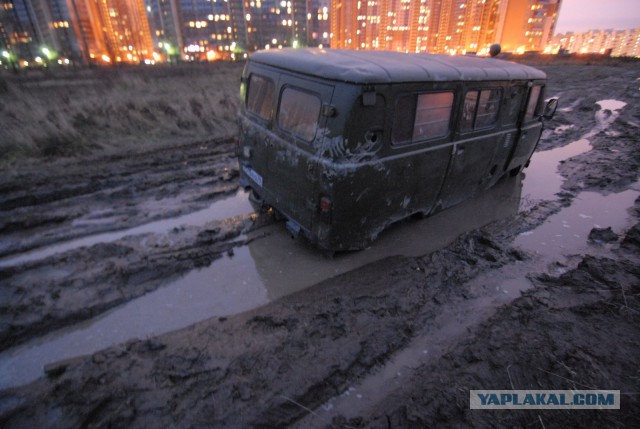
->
[1,63,640,428]
[0,138,240,257]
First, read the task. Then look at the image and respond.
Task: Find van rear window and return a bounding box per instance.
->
[393,91,454,144]
[277,87,321,141]
[461,88,502,131]
[247,74,275,120]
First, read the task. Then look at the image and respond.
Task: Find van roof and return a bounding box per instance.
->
[249,48,546,84]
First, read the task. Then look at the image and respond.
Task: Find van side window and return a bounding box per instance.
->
[247,74,275,120]
[393,91,454,144]
[277,87,321,141]
[461,88,502,132]
[525,85,543,121]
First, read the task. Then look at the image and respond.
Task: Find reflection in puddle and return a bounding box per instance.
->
[521,138,591,203]
[0,176,523,389]
[585,99,627,139]
[250,175,522,301]
[521,98,626,206]
[515,186,639,259]
[0,245,265,390]
[0,189,253,268]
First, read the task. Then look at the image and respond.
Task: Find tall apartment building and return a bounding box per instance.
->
[330,0,561,54]
[0,0,83,63]
[144,0,182,56]
[68,0,154,63]
[1,0,155,64]
[499,0,560,53]
[548,28,640,57]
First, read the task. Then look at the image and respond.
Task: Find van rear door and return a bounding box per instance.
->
[267,74,334,229]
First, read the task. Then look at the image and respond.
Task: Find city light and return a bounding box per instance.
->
[2,0,635,69]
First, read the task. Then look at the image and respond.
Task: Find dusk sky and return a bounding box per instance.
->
[555,0,640,33]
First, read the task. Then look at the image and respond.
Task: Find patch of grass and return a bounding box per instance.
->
[0,62,244,166]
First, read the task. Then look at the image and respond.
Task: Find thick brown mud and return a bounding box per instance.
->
[1,61,639,428]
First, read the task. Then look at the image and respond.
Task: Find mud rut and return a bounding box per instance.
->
[1,63,639,428]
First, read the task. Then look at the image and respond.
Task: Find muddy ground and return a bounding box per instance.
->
[0,61,639,428]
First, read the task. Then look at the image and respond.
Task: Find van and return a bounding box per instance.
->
[237,48,557,251]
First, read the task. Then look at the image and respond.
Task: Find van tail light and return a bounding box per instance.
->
[233,137,239,145]
[320,196,332,223]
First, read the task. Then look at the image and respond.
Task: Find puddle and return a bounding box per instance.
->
[521,138,591,204]
[2,98,631,390]
[295,185,640,428]
[0,189,254,268]
[0,245,266,390]
[515,186,640,260]
[249,175,522,301]
[584,99,627,139]
[521,98,626,207]
[0,176,523,390]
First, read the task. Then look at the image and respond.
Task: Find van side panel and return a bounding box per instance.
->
[315,84,453,250]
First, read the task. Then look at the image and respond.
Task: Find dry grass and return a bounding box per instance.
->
[0,62,244,166]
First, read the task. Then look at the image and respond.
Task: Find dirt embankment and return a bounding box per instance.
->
[0,62,243,163]
[1,62,639,428]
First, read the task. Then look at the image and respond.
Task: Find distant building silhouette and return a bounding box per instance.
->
[547,28,640,57]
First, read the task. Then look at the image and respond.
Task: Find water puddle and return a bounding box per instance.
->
[0,245,266,390]
[0,189,254,268]
[521,98,626,206]
[521,138,591,204]
[584,99,627,139]
[0,175,523,389]
[515,186,639,260]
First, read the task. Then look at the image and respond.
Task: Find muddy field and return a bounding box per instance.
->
[0,61,639,428]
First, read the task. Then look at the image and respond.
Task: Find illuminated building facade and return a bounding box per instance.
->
[330,0,561,55]
[499,0,560,53]
[144,0,182,57]
[71,0,155,63]
[0,0,83,63]
[547,28,640,57]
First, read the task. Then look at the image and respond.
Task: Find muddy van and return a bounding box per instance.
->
[237,48,557,251]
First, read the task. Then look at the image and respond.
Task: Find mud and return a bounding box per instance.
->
[1,62,639,428]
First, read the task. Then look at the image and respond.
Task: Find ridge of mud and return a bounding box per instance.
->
[0,139,240,257]
[0,192,580,428]
[356,224,640,429]
[0,213,277,352]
